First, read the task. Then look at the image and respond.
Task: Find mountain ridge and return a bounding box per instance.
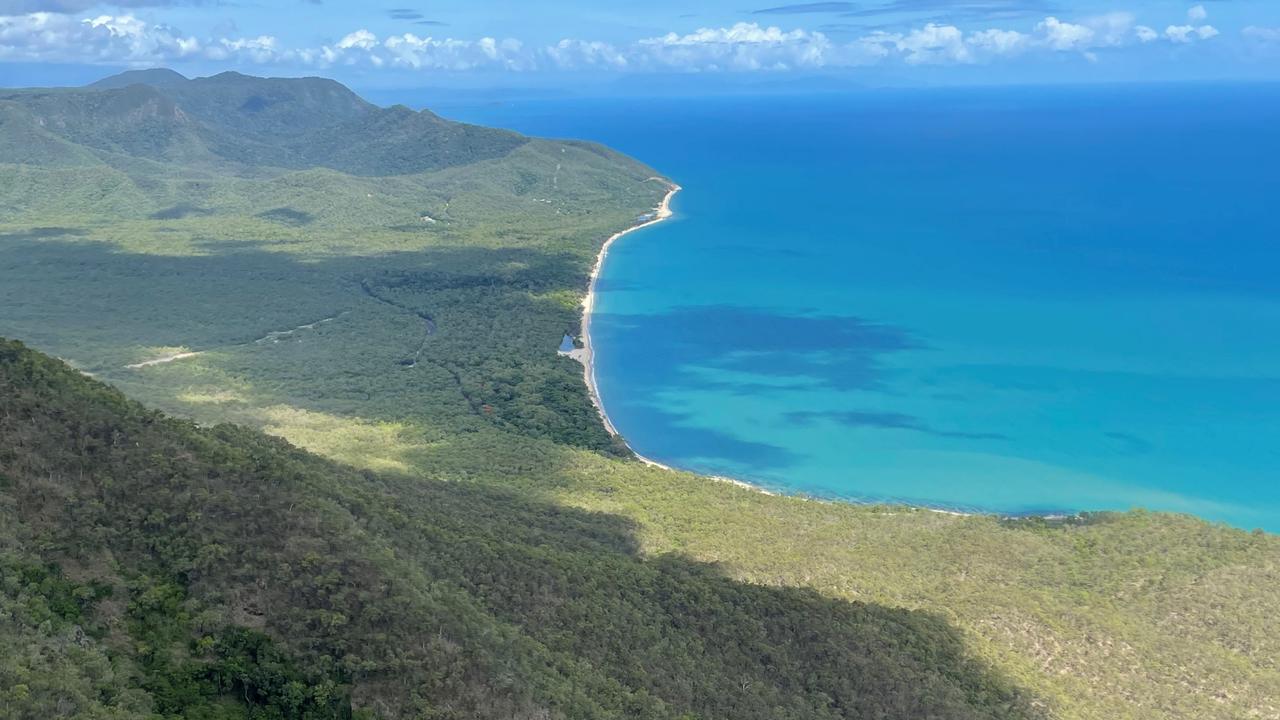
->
[3,69,526,176]
[88,67,189,89]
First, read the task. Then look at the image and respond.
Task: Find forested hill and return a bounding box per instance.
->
[0,338,1040,719]
[1,69,523,175]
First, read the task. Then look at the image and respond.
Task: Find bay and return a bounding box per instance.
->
[446,85,1280,531]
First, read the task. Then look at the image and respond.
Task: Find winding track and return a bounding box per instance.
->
[124,313,348,370]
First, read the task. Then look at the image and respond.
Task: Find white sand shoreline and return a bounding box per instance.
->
[568,182,782,499]
[569,183,676,439]
[570,181,980,513]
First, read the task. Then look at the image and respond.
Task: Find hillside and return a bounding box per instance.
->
[1,70,1278,720]
[2,70,525,175]
[87,68,189,90]
[0,338,1038,718]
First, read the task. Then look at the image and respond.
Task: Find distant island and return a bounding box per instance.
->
[1,70,1277,719]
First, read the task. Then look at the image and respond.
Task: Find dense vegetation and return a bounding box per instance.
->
[1,70,1277,719]
[0,338,1038,719]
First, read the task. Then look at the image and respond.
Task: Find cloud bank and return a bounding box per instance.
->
[0,9,1226,73]
[1243,26,1280,43]
[0,12,202,63]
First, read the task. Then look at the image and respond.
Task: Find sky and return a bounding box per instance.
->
[1,0,1279,92]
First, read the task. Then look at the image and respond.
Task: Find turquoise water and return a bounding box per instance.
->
[447,85,1280,532]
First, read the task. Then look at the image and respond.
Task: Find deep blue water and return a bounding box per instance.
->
[446,85,1280,532]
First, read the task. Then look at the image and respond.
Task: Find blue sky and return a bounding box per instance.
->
[2,0,1279,90]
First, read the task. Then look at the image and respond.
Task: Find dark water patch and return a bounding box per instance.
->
[595,304,923,394]
[711,350,893,393]
[620,403,801,471]
[594,305,925,471]
[591,277,646,293]
[1103,431,1154,455]
[787,410,1010,441]
[651,305,920,355]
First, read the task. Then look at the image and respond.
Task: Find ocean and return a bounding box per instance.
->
[445,84,1280,532]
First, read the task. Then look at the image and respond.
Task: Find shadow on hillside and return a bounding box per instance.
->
[0,335,1044,718]
[375,471,1043,719]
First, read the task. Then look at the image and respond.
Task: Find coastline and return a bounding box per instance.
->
[568,181,776,498]
[570,181,981,510]
[569,182,678,447]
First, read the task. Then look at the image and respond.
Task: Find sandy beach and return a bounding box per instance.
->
[565,182,788,499]
[568,181,679,442]
[567,182,975,509]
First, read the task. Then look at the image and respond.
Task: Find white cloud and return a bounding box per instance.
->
[644,23,811,47]
[1164,23,1218,43]
[872,9,1219,64]
[1243,26,1280,43]
[304,31,505,70]
[858,25,1039,67]
[636,23,832,71]
[834,35,893,65]
[544,38,628,70]
[968,28,1031,56]
[0,8,1234,74]
[0,12,203,63]
[336,29,376,51]
[1087,12,1136,47]
[209,36,279,63]
[304,23,835,73]
[379,33,528,71]
[1187,5,1207,22]
[1036,17,1094,51]
[894,24,971,65]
